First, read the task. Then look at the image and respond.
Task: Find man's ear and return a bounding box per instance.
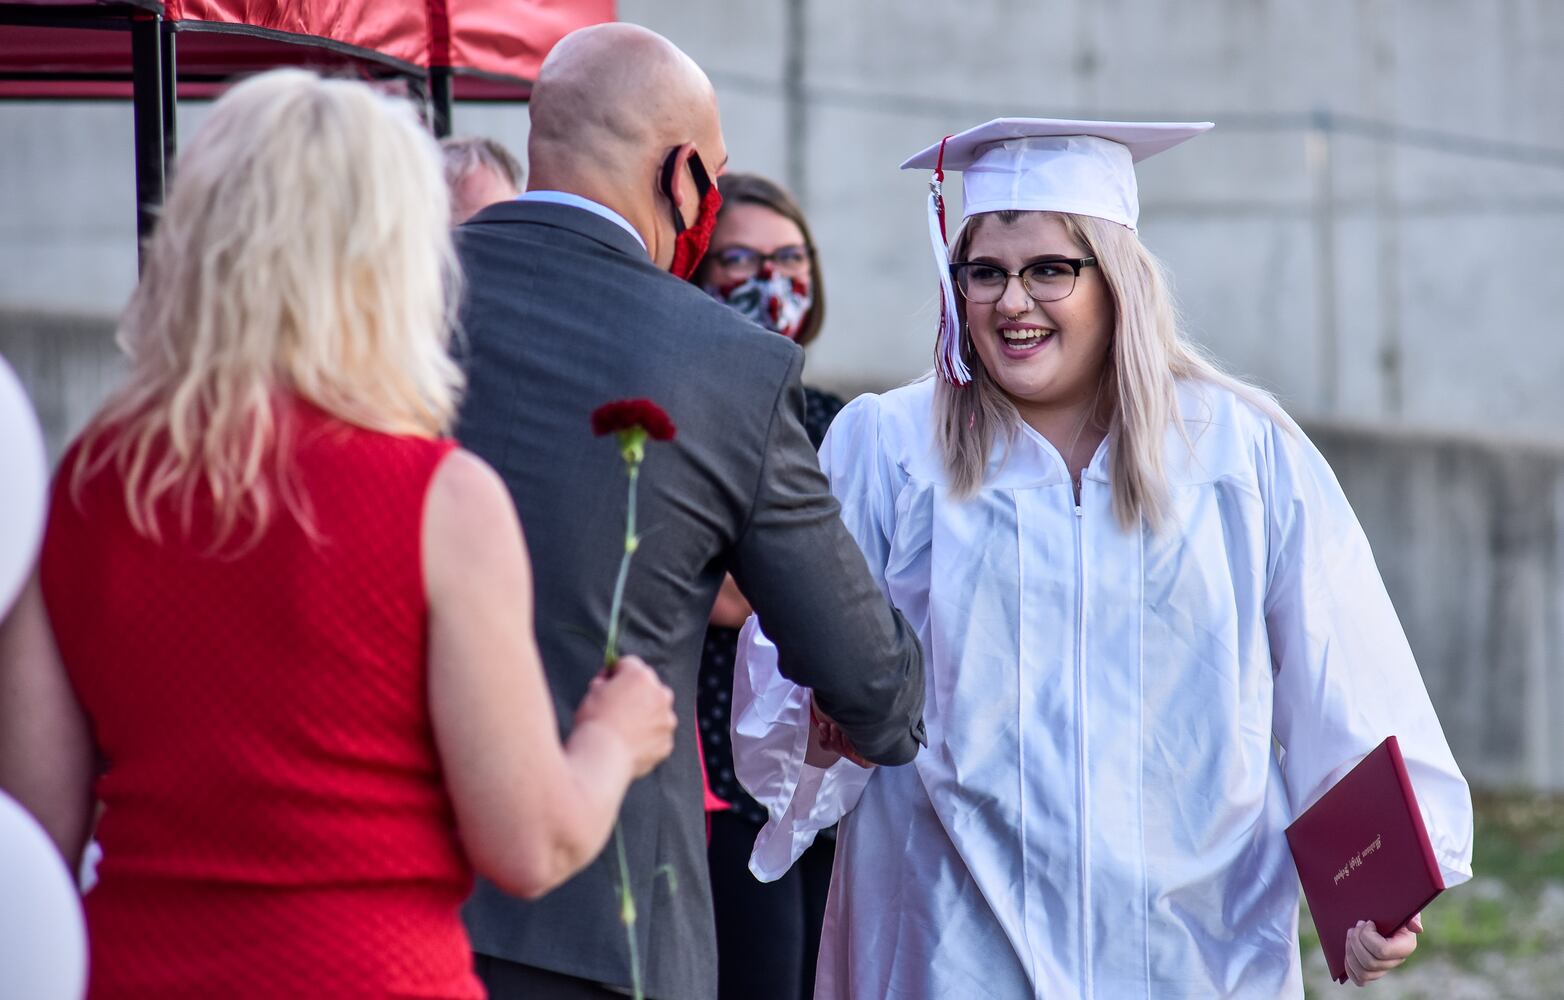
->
[663,142,697,212]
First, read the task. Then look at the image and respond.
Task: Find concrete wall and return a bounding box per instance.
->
[1313,423,1564,791]
[620,0,1564,440]
[5,2,1560,436]
[0,311,124,460]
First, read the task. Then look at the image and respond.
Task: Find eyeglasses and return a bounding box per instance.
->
[949,256,1097,304]
[707,244,811,279]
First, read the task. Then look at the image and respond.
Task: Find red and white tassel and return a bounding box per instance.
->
[925,136,969,386]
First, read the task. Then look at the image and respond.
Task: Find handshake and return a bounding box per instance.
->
[805,695,875,770]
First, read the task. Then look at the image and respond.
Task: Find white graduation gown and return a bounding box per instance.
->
[733,377,1472,1000]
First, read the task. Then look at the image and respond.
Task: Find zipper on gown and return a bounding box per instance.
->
[1073,485,1092,997]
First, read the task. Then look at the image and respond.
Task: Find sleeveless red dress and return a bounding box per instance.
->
[40,402,483,999]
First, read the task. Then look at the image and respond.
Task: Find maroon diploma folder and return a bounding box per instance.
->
[1286,736,1445,984]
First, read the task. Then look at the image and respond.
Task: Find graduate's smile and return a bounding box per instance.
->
[997,322,1055,358]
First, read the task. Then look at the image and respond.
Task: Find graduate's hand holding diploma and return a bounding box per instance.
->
[1344,912,1421,986]
[807,695,875,769]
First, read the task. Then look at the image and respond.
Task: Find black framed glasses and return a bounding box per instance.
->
[949,256,1097,304]
[707,244,811,279]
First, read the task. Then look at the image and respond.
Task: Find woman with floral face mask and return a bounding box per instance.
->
[688,173,843,1000]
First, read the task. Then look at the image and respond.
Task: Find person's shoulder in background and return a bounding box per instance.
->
[802,386,847,450]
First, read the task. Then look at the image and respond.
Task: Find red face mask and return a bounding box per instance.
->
[662,149,723,280]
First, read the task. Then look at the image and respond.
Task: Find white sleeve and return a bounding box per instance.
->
[1264,416,1473,887]
[732,394,896,882]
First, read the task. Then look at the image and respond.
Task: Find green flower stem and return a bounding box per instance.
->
[603,430,647,999]
[614,822,643,1000]
[603,459,640,667]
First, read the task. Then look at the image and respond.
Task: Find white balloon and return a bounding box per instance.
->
[0,355,49,617]
[0,791,88,999]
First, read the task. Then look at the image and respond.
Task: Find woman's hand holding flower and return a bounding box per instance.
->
[576,655,677,779]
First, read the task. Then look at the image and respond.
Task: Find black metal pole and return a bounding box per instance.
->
[429,66,452,138]
[160,22,177,169]
[131,15,165,274]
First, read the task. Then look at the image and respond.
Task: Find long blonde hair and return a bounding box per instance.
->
[935,210,1276,531]
[75,69,462,548]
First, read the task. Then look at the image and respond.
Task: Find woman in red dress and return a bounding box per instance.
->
[0,69,677,998]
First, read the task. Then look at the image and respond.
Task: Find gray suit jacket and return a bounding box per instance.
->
[452,200,925,1000]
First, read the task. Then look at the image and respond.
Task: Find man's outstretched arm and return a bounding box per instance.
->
[728,354,925,766]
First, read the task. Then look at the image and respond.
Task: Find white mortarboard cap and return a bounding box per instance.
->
[901,117,1212,384]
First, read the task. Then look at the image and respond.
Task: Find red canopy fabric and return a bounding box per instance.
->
[0,0,615,99]
[170,0,427,69]
[438,0,613,99]
[0,0,159,9]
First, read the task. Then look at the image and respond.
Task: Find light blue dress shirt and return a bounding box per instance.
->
[515,191,647,252]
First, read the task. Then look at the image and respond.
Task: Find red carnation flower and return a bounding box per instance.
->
[591,399,677,442]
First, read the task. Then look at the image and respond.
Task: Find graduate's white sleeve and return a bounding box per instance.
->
[733,394,894,882]
[1264,415,1473,887]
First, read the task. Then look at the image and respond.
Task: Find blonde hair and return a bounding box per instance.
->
[76,69,463,548]
[935,210,1277,531]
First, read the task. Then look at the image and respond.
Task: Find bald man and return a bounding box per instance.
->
[451,23,925,1000]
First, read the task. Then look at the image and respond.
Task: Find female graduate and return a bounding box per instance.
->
[730,119,1474,999]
